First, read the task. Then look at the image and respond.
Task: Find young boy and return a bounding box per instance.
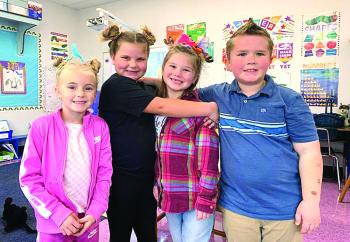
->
[199,20,322,241]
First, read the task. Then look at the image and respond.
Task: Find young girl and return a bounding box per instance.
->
[99,25,218,242]
[19,57,113,242]
[154,45,219,242]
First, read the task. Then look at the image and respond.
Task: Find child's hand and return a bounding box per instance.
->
[73,214,96,237]
[59,213,83,236]
[195,210,211,220]
[204,102,219,128]
[153,185,159,202]
[294,199,321,234]
[203,116,218,129]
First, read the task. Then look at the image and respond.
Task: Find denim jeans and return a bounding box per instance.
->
[166,209,214,242]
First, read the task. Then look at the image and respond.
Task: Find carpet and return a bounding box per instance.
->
[0,161,36,242]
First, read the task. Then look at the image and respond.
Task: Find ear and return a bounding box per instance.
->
[224,59,231,72]
[54,85,62,100]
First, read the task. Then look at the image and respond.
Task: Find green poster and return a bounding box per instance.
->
[186,22,206,42]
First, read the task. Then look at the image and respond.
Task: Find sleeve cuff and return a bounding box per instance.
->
[50,205,73,227]
[195,196,216,214]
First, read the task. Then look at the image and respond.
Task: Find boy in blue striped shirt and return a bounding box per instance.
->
[199,19,322,242]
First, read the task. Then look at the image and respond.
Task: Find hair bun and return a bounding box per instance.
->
[100,24,121,42]
[52,57,65,67]
[141,26,156,46]
[87,58,101,74]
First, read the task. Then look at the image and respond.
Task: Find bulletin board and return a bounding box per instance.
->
[0,25,43,111]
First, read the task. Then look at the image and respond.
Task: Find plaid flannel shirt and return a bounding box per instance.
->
[155,92,219,214]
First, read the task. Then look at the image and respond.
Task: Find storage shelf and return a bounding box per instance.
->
[0,10,40,55]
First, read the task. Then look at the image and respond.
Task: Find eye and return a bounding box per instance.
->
[137,57,146,62]
[67,85,76,90]
[183,68,192,72]
[85,86,95,91]
[121,56,129,60]
[256,52,266,56]
[169,64,176,68]
[237,52,247,56]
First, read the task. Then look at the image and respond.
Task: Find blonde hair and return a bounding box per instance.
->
[53,57,101,84]
[158,45,204,98]
[100,25,156,57]
[226,18,274,60]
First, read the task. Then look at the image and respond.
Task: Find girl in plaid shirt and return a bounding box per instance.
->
[154,45,220,242]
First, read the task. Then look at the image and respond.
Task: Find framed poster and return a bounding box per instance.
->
[0,61,26,94]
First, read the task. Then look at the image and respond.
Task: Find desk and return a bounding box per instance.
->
[0,134,27,159]
[337,127,350,202]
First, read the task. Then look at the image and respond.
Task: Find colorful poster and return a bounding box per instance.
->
[301,11,340,57]
[186,22,206,42]
[300,68,339,106]
[0,61,26,94]
[165,24,184,44]
[50,32,68,60]
[223,16,295,72]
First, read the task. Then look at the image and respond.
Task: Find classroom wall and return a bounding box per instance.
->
[0,1,79,135]
[77,0,350,110]
[1,0,350,135]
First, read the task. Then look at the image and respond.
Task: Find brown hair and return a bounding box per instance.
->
[100,25,156,57]
[157,45,204,98]
[226,18,274,60]
[53,57,101,84]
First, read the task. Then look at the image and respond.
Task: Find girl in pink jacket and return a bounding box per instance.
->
[19,57,113,242]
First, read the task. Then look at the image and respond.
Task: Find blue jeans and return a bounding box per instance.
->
[166,210,214,242]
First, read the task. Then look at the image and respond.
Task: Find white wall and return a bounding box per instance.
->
[1,0,350,135]
[0,1,79,135]
[78,0,350,111]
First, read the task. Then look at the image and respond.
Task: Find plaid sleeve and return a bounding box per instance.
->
[195,121,220,214]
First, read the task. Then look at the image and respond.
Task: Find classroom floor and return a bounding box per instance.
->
[1,161,350,242]
[98,181,350,242]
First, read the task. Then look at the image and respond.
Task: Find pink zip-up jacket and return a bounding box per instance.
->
[19,109,113,233]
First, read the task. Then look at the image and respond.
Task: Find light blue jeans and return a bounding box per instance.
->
[166,209,214,242]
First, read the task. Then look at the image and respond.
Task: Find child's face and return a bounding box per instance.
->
[55,70,97,121]
[163,52,196,98]
[112,42,148,80]
[227,35,272,86]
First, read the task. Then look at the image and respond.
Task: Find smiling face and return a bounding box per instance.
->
[111,42,148,80]
[162,52,196,98]
[227,35,272,88]
[55,68,97,123]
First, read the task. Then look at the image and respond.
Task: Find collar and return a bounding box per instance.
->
[54,108,92,127]
[229,74,275,97]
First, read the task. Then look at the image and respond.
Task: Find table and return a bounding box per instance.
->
[337,127,350,202]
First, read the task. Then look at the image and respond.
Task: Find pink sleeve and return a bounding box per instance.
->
[19,122,72,228]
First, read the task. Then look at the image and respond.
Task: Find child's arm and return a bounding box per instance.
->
[293,140,322,234]
[19,123,73,228]
[144,97,218,121]
[139,76,162,88]
[194,121,220,217]
[85,121,113,222]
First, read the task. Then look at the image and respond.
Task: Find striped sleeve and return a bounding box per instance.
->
[195,120,220,213]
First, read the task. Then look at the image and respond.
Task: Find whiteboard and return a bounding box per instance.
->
[102,46,168,84]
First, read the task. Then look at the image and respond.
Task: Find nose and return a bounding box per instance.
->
[76,88,84,97]
[129,59,137,68]
[247,54,256,64]
[173,68,181,77]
